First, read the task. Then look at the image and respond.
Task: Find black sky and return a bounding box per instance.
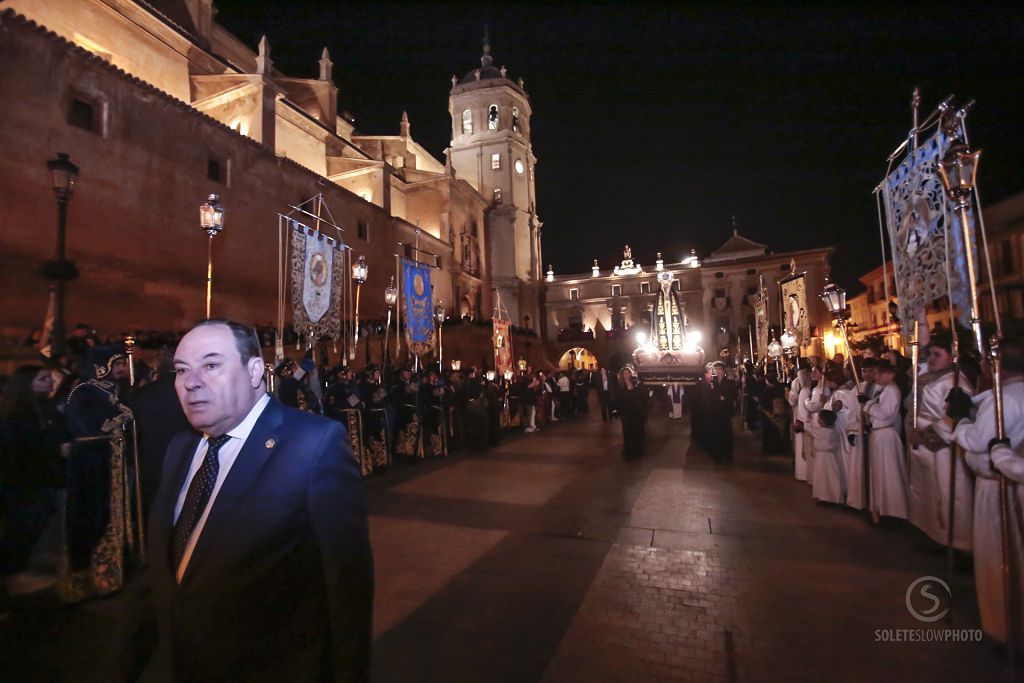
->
[212,2,1024,292]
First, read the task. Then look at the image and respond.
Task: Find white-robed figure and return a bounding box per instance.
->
[812,366,849,504]
[862,361,909,520]
[988,439,1024,650]
[668,383,685,419]
[801,366,830,487]
[907,339,974,550]
[949,337,1024,644]
[789,368,810,481]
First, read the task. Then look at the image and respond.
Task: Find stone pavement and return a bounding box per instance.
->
[0,406,1008,681]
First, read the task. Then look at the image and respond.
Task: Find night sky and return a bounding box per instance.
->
[213,2,1024,292]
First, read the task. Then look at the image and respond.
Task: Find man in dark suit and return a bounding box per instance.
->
[593,367,617,422]
[114,319,373,682]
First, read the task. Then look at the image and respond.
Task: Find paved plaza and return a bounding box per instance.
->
[0,408,1007,682]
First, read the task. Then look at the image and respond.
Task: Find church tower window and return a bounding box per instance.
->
[512,107,520,133]
[488,104,499,130]
[493,188,502,204]
[462,109,473,134]
[491,153,501,170]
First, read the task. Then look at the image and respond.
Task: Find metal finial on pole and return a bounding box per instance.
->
[910,87,921,151]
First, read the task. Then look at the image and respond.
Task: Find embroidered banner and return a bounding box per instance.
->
[402,258,434,357]
[493,318,513,376]
[881,130,976,338]
[290,220,344,341]
[780,272,809,346]
[753,289,769,362]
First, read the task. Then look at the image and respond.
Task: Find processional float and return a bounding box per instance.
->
[631,268,705,384]
[876,90,1019,662]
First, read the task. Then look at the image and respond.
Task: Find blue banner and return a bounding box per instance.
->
[402,258,434,356]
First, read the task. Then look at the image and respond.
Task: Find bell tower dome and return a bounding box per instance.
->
[447,31,541,331]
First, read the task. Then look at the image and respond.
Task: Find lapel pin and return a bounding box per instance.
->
[265,438,276,449]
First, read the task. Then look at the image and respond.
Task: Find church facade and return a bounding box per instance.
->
[542,234,833,369]
[0,1,543,348]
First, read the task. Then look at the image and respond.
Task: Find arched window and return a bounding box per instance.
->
[488,104,499,130]
[462,109,472,134]
[511,106,520,134]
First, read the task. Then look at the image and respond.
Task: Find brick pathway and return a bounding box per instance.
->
[0,406,1007,682]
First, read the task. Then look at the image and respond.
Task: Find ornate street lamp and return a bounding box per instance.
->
[434,303,446,369]
[938,143,985,356]
[383,275,398,365]
[199,193,225,319]
[42,152,80,358]
[820,280,860,389]
[780,330,799,357]
[451,359,462,371]
[485,370,496,382]
[351,255,368,358]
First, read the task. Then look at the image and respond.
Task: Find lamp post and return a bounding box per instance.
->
[821,281,860,390]
[352,255,368,360]
[199,193,225,319]
[451,359,462,372]
[434,303,446,370]
[42,153,80,358]
[384,275,398,368]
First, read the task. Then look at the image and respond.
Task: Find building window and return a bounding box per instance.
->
[68,97,95,131]
[640,281,650,294]
[569,288,579,301]
[1002,240,1013,274]
[512,106,520,133]
[568,313,583,332]
[672,280,681,292]
[488,104,499,130]
[611,309,625,330]
[207,158,222,183]
[714,272,724,279]
[779,263,789,271]
[491,153,501,170]
[493,188,502,204]
[612,284,622,297]
[714,288,726,297]
[357,221,368,241]
[462,109,472,134]
[746,268,756,275]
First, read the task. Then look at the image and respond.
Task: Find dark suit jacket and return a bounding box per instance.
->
[115,397,373,682]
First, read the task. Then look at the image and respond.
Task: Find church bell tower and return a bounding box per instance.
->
[447,33,542,331]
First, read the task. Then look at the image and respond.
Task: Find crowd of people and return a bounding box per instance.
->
[271,357,644,472]
[1,322,640,609]
[5,316,1024,658]
[732,329,1024,650]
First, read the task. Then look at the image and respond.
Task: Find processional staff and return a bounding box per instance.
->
[123,335,145,557]
[938,130,1020,666]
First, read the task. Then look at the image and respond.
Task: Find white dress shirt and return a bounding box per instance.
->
[173,393,270,581]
